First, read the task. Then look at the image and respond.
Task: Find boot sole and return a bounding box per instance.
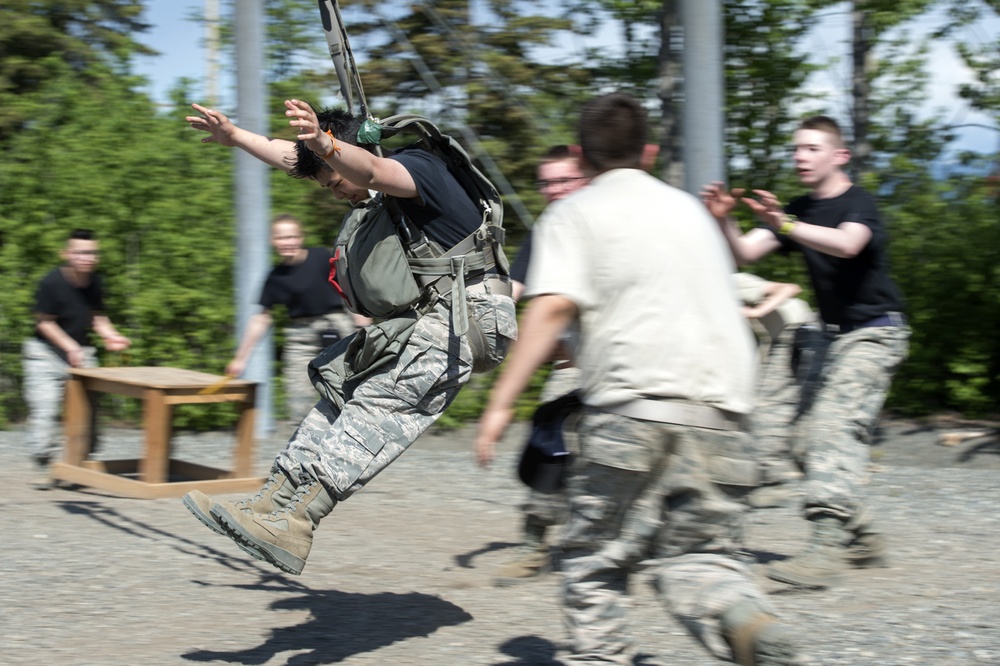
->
[848,553,890,568]
[211,506,306,576]
[492,563,552,587]
[766,564,841,589]
[181,494,227,536]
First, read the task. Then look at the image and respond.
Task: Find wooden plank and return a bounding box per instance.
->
[50,462,263,499]
[70,367,254,391]
[232,383,257,478]
[163,391,253,405]
[80,377,147,400]
[168,460,231,480]
[80,459,142,475]
[141,388,171,484]
[62,377,92,466]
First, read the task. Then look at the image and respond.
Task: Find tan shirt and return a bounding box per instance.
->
[526,169,755,414]
[732,272,815,343]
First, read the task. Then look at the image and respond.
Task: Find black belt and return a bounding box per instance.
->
[825,312,906,334]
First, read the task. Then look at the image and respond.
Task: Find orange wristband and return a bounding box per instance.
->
[323,129,342,159]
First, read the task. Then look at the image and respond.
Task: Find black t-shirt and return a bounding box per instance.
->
[259,247,343,319]
[33,268,105,353]
[390,147,482,248]
[778,185,905,326]
[509,232,534,285]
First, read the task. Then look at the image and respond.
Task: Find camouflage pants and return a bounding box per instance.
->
[21,338,97,465]
[283,311,357,422]
[799,324,910,521]
[520,365,582,536]
[557,410,772,664]
[276,293,516,499]
[750,326,807,484]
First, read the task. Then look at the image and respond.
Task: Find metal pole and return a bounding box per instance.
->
[234,0,273,435]
[205,0,220,106]
[681,0,725,193]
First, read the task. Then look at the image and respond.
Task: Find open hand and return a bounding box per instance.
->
[741,189,785,230]
[700,182,745,222]
[186,103,239,147]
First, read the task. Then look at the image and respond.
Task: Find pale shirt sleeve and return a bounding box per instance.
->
[523,199,595,309]
[731,271,767,306]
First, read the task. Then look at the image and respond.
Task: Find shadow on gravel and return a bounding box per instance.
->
[454,540,521,569]
[56,500,286,575]
[959,435,1000,463]
[492,635,560,665]
[180,584,473,665]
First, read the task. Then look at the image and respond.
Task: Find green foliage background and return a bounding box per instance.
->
[1,0,998,431]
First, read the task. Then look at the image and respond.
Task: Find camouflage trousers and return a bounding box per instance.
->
[276,293,516,500]
[750,326,807,485]
[799,324,910,521]
[283,311,357,422]
[21,338,97,465]
[557,409,772,665]
[520,365,581,536]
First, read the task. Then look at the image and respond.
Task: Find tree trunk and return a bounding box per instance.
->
[851,3,875,179]
[659,0,685,188]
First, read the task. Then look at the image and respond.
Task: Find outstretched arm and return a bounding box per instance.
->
[743,189,872,259]
[91,315,131,352]
[225,311,273,377]
[186,103,297,173]
[284,99,419,199]
[700,182,780,265]
[743,281,802,320]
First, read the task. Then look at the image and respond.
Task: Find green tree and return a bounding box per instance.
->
[0,0,153,143]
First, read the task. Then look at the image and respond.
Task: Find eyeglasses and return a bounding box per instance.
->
[535,177,586,190]
[70,250,100,256]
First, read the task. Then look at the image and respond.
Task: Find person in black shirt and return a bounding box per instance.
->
[493,145,588,586]
[23,229,131,488]
[226,214,359,422]
[701,116,910,590]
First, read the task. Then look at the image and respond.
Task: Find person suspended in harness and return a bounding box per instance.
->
[180,97,516,575]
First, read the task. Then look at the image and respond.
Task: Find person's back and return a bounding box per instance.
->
[530,169,754,413]
[480,92,805,666]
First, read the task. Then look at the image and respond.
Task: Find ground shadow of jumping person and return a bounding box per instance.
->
[181,586,473,665]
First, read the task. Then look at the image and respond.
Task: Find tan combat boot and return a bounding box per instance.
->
[844,507,890,568]
[211,479,337,575]
[182,468,295,536]
[722,598,807,666]
[767,515,849,589]
[492,522,551,586]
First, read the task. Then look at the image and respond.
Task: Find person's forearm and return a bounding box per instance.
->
[232,313,273,365]
[748,282,803,319]
[231,128,298,173]
[782,217,869,258]
[36,320,80,355]
[92,315,122,341]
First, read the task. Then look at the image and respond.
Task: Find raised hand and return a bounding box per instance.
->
[185,103,240,147]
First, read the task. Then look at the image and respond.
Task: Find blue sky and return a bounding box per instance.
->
[133,1,998,155]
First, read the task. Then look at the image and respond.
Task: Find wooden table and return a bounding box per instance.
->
[50,367,264,499]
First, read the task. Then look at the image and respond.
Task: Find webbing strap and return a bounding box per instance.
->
[601,400,745,431]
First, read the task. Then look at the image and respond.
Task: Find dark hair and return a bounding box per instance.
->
[69,228,95,241]
[797,115,845,148]
[288,105,368,180]
[540,145,573,164]
[578,93,647,172]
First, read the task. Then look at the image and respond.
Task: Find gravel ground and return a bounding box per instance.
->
[1,415,999,665]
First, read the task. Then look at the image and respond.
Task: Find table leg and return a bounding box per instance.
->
[232,384,257,478]
[63,376,92,466]
[141,388,171,483]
